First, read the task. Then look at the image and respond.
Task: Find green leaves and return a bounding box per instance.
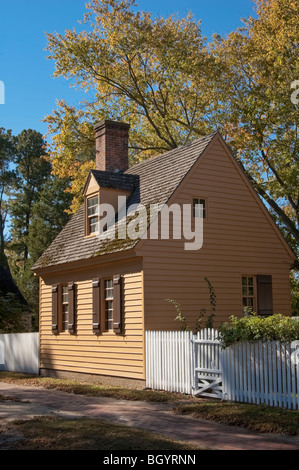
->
[218,313,299,348]
[212,0,299,255]
[45,0,214,210]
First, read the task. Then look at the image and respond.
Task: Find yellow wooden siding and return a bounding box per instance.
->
[137,136,293,329]
[39,267,144,380]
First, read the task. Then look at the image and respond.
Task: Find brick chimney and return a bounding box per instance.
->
[94,120,130,173]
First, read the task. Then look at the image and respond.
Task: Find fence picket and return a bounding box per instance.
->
[145,330,299,410]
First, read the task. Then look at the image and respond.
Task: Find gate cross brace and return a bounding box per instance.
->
[193,378,222,397]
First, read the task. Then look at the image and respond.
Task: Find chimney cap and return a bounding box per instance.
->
[94,119,130,132]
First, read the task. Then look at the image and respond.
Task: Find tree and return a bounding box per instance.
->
[8,129,51,270]
[0,128,16,266]
[211,0,299,259]
[0,292,28,333]
[6,130,72,326]
[45,0,216,212]
[45,0,298,269]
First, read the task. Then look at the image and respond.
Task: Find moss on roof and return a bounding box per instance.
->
[32,132,218,271]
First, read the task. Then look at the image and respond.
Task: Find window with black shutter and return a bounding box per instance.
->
[68,282,76,334]
[92,278,101,333]
[113,274,123,335]
[52,283,77,334]
[241,275,273,316]
[257,275,273,316]
[52,284,58,334]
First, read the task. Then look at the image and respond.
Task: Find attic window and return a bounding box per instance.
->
[87,195,99,234]
[193,198,206,218]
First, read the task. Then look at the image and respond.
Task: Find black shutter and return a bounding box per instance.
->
[257,275,273,316]
[92,278,101,333]
[52,284,58,334]
[113,274,123,335]
[68,282,76,334]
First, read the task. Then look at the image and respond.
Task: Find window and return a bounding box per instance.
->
[242,275,273,316]
[87,195,99,234]
[52,283,76,334]
[193,198,206,218]
[104,279,114,331]
[61,285,69,331]
[242,276,255,311]
[92,275,123,335]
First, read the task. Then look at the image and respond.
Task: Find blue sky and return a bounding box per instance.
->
[0,0,255,138]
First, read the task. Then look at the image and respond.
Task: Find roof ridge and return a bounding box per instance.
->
[125,131,218,174]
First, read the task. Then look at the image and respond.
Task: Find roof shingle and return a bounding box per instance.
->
[33,131,217,271]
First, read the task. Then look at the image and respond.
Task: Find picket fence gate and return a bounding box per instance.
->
[145,329,221,397]
[192,328,222,398]
[145,330,299,410]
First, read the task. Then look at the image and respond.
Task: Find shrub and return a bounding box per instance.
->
[218,313,299,348]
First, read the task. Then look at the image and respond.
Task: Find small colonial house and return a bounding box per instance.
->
[33,120,295,387]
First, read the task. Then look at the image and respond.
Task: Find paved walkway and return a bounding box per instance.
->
[0,381,299,450]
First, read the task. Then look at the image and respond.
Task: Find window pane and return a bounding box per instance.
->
[88,205,98,216]
[193,198,206,218]
[89,216,99,234]
[88,196,98,209]
[87,196,99,228]
[104,279,113,330]
[61,286,69,331]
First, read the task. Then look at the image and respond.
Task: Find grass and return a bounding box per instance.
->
[1,371,299,438]
[173,401,299,436]
[0,371,186,402]
[1,417,202,450]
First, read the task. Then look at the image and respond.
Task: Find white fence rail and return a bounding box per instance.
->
[146,330,193,394]
[146,330,299,410]
[0,333,39,375]
[222,341,299,410]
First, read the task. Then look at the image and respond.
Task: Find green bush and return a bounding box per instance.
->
[218,314,299,348]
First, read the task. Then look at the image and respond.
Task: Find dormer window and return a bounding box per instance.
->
[87,195,99,235]
[193,198,206,219]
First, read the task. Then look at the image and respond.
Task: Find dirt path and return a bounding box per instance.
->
[1,382,299,450]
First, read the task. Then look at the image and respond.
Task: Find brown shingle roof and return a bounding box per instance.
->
[89,170,139,192]
[32,131,218,271]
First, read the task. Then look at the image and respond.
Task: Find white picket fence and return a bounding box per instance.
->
[0,333,39,375]
[145,330,299,410]
[146,330,194,394]
[192,328,222,398]
[221,340,299,410]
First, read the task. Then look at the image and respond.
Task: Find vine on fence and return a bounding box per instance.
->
[166,277,216,332]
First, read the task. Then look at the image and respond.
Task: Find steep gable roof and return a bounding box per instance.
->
[32,131,217,271]
[85,170,139,193]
